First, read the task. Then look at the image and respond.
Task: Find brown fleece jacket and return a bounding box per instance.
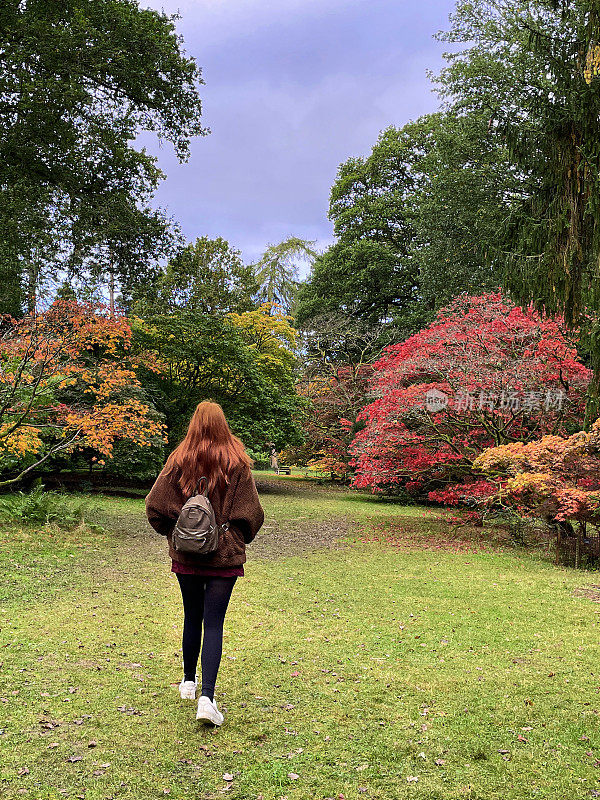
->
[145,463,264,568]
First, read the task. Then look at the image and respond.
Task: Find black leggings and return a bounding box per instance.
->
[176,574,237,701]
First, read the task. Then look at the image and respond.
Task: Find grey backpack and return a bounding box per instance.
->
[172,477,229,556]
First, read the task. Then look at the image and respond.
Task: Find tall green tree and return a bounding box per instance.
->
[296,127,420,329]
[297,112,514,327]
[297,114,512,329]
[436,0,600,417]
[134,237,257,315]
[407,111,517,308]
[0,0,205,314]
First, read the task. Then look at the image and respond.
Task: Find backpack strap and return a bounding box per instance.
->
[195,476,208,496]
[193,476,230,530]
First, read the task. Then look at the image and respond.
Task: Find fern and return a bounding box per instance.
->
[0,487,94,528]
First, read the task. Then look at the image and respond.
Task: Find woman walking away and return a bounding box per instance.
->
[145,401,264,726]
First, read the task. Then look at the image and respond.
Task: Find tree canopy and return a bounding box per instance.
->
[135,237,257,316]
[0,0,205,314]
[0,301,165,486]
[296,128,420,329]
[296,111,513,330]
[132,306,303,451]
[405,112,516,308]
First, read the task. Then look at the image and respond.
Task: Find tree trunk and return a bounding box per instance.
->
[108,270,115,318]
[25,261,38,314]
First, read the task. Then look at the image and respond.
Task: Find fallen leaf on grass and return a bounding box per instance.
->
[288,773,299,780]
[88,741,97,748]
[435,758,446,766]
[67,756,83,763]
[17,767,29,776]
[406,776,419,783]
[222,773,234,781]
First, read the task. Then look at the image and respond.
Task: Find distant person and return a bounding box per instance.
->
[266,441,279,474]
[145,401,264,726]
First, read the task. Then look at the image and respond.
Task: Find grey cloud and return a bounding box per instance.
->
[142,0,456,267]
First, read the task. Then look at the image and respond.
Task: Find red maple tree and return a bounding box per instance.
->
[350,293,591,503]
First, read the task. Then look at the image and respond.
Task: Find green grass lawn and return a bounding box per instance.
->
[1,477,600,800]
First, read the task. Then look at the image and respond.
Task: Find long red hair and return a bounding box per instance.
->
[164,401,252,495]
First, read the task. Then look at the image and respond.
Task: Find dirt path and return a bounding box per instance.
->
[91,477,352,566]
[250,476,351,559]
[248,514,350,559]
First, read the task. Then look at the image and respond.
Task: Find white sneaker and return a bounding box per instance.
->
[196,695,224,726]
[179,678,197,700]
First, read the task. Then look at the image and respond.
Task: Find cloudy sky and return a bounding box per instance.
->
[142,0,457,268]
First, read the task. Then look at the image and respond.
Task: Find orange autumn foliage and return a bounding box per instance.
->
[474,421,600,524]
[0,300,166,477]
